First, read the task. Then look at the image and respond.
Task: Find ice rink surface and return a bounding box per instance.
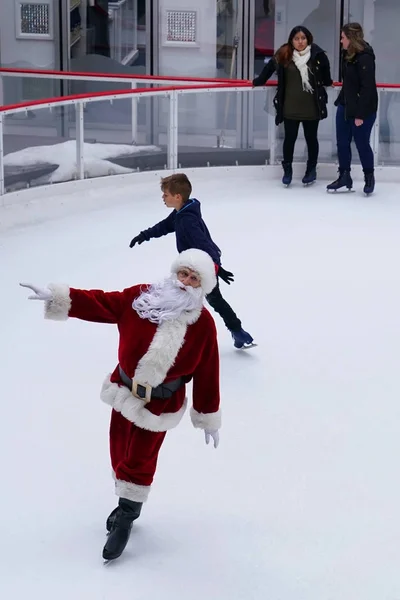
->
[1,168,400,599]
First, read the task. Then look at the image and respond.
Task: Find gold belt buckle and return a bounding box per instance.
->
[131,379,152,404]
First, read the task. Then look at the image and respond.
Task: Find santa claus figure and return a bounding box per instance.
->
[20,249,221,562]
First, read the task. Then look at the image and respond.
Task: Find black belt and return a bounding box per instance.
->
[118,365,184,402]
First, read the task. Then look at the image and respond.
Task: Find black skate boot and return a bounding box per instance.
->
[102,498,142,562]
[282,162,293,186]
[106,506,120,533]
[326,170,353,192]
[363,170,375,195]
[231,328,255,349]
[302,163,317,186]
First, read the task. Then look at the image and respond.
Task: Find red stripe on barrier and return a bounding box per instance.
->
[0,82,251,113]
[0,67,246,85]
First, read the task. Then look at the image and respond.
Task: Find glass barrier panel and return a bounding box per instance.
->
[270,87,338,165]
[0,74,133,107]
[81,94,169,178]
[176,88,262,168]
[1,76,62,107]
[378,90,400,166]
[251,86,273,158]
[3,105,78,194]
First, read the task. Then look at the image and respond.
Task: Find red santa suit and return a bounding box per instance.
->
[42,252,220,503]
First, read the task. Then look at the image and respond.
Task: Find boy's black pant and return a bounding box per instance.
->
[206,282,241,332]
[283,119,320,165]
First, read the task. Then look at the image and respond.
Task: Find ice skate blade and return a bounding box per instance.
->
[236,342,258,350]
[327,188,354,193]
[303,181,316,187]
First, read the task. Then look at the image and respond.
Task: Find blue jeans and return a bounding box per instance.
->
[336,104,376,172]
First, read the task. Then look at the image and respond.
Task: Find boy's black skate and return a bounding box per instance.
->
[231,328,255,349]
[363,170,375,195]
[302,164,317,186]
[326,170,353,192]
[282,162,293,187]
[102,498,142,562]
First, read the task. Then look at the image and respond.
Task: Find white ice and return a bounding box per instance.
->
[1,168,400,600]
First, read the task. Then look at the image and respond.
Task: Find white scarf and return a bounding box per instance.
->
[292,46,313,93]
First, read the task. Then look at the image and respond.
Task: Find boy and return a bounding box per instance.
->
[129,173,254,349]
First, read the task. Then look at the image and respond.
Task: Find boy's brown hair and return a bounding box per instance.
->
[160,173,192,202]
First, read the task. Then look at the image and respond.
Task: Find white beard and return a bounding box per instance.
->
[132,277,204,324]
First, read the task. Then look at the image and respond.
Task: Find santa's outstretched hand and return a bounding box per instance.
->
[205,429,219,449]
[20,283,53,301]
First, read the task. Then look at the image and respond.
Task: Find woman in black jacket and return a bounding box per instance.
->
[253,26,332,186]
[327,23,378,195]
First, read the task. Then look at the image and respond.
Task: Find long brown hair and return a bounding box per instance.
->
[275,26,314,67]
[342,22,367,60]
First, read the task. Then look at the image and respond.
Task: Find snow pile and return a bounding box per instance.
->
[4,140,161,184]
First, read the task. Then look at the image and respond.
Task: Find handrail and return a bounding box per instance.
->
[0,82,251,115]
[1,67,400,88]
[0,66,246,85]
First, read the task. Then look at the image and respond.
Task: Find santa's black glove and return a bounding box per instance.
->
[129,232,146,248]
[218,266,234,285]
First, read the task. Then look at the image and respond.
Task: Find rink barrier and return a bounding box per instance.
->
[0,68,398,196]
[0,82,252,196]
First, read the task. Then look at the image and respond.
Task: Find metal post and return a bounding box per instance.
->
[372,89,381,166]
[0,75,4,107]
[131,81,138,143]
[267,90,276,164]
[0,113,4,197]
[167,90,178,170]
[75,102,85,179]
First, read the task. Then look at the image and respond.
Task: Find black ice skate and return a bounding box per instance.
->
[106,506,120,533]
[302,164,317,186]
[102,498,142,563]
[363,170,375,196]
[282,162,293,187]
[231,328,256,349]
[326,170,353,192]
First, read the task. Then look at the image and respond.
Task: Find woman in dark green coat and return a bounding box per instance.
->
[253,26,333,186]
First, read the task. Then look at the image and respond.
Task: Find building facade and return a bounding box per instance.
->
[1,1,399,169]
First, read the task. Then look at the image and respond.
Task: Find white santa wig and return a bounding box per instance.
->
[171,249,217,295]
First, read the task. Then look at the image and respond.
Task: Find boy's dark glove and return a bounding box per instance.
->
[129,232,146,248]
[218,266,234,285]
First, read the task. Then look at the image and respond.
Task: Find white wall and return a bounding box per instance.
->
[157,0,217,78]
[157,0,219,136]
[0,0,56,69]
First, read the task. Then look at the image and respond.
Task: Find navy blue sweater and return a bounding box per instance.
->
[140,199,222,265]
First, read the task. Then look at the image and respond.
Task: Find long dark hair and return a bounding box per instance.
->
[342,22,367,60]
[275,26,314,67]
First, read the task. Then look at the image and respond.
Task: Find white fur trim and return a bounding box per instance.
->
[190,407,222,430]
[101,375,187,432]
[44,284,71,321]
[134,316,190,388]
[171,249,217,295]
[115,478,151,503]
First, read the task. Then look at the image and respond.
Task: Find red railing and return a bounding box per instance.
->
[1,67,400,90]
[0,81,250,114]
[0,66,247,85]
